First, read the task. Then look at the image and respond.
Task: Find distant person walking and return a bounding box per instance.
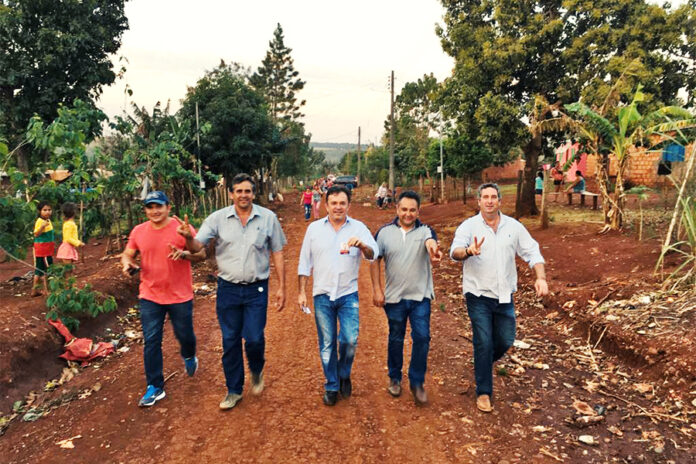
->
[312,185,322,219]
[301,187,313,221]
[370,191,443,405]
[121,191,203,407]
[31,201,55,297]
[181,173,287,410]
[550,161,564,201]
[450,183,548,413]
[297,185,379,406]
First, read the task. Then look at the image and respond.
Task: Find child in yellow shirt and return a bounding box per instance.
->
[56,202,84,265]
[32,201,54,296]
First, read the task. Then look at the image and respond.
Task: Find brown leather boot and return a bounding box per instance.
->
[476,394,492,412]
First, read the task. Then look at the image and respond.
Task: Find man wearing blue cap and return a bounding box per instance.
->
[121,191,205,407]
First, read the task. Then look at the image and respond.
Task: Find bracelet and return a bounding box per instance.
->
[465,247,471,257]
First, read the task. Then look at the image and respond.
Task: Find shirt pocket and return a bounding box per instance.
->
[253,228,268,249]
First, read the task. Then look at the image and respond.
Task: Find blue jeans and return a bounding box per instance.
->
[303,204,311,220]
[313,292,359,392]
[384,298,431,386]
[139,298,196,389]
[465,293,516,397]
[216,278,268,394]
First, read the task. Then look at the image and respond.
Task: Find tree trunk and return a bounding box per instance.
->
[515,134,541,217]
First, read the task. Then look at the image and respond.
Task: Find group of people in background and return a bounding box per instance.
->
[31,201,85,296]
[34,172,548,414]
[535,161,587,201]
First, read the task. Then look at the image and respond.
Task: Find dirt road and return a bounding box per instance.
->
[1,195,694,463]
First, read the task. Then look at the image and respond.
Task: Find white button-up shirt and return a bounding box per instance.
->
[450,212,544,303]
[298,216,379,301]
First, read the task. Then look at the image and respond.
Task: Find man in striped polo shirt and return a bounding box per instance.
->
[370,190,442,405]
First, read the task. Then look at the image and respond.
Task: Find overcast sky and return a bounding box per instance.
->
[97,0,454,145]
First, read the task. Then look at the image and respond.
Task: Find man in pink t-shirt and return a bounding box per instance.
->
[121,191,205,407]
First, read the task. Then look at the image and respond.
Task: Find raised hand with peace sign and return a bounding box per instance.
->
[173,214,193,239]
[466,236,485,257]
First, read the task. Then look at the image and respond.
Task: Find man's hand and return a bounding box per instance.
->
[535,278,549,297]
[346,236,364,250]
[167,244,189,261]
[173,214,193,239]
[467,236,485,256]
[425,239,443,264]
[121,261,139,277]
[297,292,308,312]
[373,289,385,308]
[275,287,285,312]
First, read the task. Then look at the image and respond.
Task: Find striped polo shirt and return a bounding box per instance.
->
[33,218,55,257]
[374,218,437,304]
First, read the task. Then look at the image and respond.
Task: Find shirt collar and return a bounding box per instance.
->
[323,215,353,227]
[477,211,507,228]
[391,216,422,230]
[227,204,259,220]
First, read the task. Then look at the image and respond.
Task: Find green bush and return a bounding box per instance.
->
[45,265,117,331]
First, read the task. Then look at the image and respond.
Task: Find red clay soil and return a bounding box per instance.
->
[0,194,694,463]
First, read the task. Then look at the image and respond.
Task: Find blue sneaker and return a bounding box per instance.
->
[139,385,165,407]
[184,356,198,377]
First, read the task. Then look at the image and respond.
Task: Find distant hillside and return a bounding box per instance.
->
[310,142,357,163]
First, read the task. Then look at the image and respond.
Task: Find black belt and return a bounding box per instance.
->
[218,277,268,286]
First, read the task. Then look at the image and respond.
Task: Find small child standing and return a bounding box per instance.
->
[32,201,55,297]
[56,202,84,266]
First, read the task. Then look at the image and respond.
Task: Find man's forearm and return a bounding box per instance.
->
[272,251,285,290]
[533,263,546,280]
[451,247,470,261]
[369,260,382,290]
[185,237,204,253]
[361,243,375,260]
[185,248,207,263]
[298,275,309,295]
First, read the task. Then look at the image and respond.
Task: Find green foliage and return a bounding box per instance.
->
[428,134,494,180]
[0,196,35,258]
[437,0,696,215]
[0,0,128,169]
[656,196,696,285]
[250,23,306,123]
[179,61,281,183]
[45,265,118,331]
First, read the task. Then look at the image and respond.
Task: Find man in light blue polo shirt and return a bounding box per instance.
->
[370,190,443,405]
[298,185,379,406]
[450,182,548,413]
[180,173,286,410]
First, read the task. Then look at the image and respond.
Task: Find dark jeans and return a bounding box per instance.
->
[303,204,311,220]
[313,292,359,392]
[216,278,268,394]
[139,298,196,389]
[465,293,516,397]
[384,298,431,387]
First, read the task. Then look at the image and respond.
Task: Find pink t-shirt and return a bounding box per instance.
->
[126,219,196,304]
[302,191,313,205]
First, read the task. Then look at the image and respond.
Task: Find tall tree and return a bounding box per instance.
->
[250,23,306,124]
[178,61,281,186]
[437,0,696,217]
[0,0,128,170]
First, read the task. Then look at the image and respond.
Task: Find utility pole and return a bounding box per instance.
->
[389,70,395,191]
[357,126,361,184]
[195,102,204,189]
[440,136,444,204]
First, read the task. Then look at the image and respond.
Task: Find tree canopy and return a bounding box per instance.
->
[179,61,281,185]
[437,0,696,216]
[0,0,128,170]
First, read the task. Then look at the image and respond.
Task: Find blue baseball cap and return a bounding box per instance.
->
[143,191,169,205]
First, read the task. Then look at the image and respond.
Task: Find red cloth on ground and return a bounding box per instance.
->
[48,319,114,365]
